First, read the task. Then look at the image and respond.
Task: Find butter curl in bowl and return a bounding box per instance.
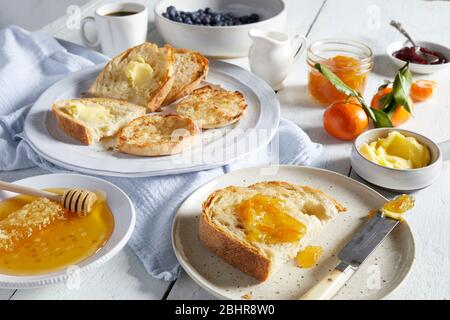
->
[358,131,430,170]
[351,128,449,191]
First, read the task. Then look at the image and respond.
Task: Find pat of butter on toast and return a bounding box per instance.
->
[88,43,175,112]
[52,98,146,145]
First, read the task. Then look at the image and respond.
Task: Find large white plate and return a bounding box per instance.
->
[24,60,280,177]
[0,174,135,288]
[172,165,415,300]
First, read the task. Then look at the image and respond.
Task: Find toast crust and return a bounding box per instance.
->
[199,182,347,282]
[162,48,209,106]
[149,52,175,111]
[52,104,92,145]
[176,85,247,129]
[52,98,145,145]
[117,114,199,156]
[200,186,272,281]
[88,43,175,112]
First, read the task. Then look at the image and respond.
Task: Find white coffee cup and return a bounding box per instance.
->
[80,2,148,57]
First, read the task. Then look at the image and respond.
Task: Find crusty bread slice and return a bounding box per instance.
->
[199,181,346,281]
[175,85,247,129]
[52,98,146,145]
[117,114,199,156]
[162,48,209,106]
[88,43,175,112]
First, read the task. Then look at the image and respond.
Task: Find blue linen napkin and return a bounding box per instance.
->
[0,26,323,281]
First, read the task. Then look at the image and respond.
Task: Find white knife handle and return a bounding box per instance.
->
[300,262,355,300]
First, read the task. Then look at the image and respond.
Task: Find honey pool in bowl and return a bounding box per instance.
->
[0,189,114,276]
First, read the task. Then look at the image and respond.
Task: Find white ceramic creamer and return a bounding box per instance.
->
[248,29,307,89]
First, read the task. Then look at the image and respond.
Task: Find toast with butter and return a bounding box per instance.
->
[199,181,346,281]
[162,48,209,105]
[88,43,175,112]
[117,114,199,156]
[175,85,247,129]
[52,98,146,145]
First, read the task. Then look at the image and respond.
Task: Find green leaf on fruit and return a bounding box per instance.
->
[379,93,394,110]
[371,108,393,127]
[314,63,358,97]
[392,63,413,114]
[314,63,376,124]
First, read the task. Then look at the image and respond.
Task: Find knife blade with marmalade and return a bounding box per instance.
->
[300,209,401,300]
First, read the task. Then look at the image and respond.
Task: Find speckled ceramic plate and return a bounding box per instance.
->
[172,165,415,300]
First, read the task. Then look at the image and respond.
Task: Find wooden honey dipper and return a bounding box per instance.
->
[0,181,98,215]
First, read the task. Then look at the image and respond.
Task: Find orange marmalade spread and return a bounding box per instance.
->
[381,194,415,221]
[296,246,324,268]
[234,195,306,244]
[308,55,369,106]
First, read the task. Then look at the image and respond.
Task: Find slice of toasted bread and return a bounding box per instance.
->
[162,49,209,106]
[88,43,175,112]
[175,85,247,129]
[52,98,146,145]
[199,181,346,281]
[117,114,199,156]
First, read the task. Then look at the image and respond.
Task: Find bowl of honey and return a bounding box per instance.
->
[0,174,135,288]
[307,39,374,106]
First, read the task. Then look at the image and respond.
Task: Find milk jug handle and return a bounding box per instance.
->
[291,34,308,64]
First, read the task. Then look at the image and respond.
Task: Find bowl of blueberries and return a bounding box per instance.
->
[154,0,287,57]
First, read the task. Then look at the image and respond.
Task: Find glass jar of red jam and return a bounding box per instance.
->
[307,39,374,106]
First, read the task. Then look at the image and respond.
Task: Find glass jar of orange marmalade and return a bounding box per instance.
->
[307,39,374,106]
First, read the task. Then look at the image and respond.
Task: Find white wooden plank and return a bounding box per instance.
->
[166,271,216,300]
[40,0,104,42]
[40,0,163,47]
[350,164,450,300]
[0,290,14,300]
[277,0,352,175]
[11,246,170,300]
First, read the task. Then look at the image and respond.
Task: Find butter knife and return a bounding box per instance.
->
[300,210,399,300]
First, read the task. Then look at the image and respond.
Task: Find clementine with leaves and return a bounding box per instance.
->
[371,87,413,127]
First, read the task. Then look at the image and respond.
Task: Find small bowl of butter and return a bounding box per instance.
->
[351,128,450,191]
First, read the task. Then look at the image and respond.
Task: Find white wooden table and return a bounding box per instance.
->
[1,0,450,300]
